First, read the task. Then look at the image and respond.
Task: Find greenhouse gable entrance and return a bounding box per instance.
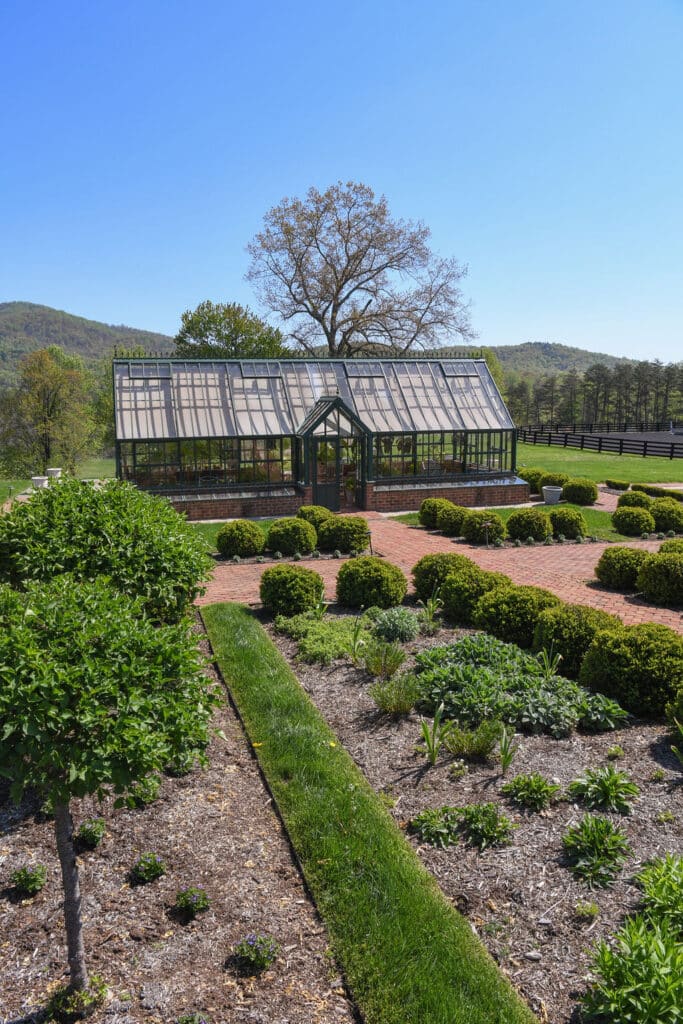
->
[298,396,368,512]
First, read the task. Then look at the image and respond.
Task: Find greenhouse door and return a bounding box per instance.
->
[312,438,340,511]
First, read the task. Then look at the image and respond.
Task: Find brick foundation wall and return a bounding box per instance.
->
[365,479,530,511]
[169,486,313,521]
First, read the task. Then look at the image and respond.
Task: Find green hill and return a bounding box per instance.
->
[485,341,633,376]
[0,302,172,388]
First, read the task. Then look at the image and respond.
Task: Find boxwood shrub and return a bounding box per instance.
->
[317,515,370,554]
[533,603,622,679]
[549,506,587,539]
[579,623,683,717]
[436,503,468,537]
[650,498,683,534]
[440,566,511,626]
[216,519,265,558]
[605,479,630,490]
[336,556,407,609]
[266,517,317,555]
[296,505,334,532]
[633,483,683,502]
[472,584,561,649]
[506,508,551,542]
[517,467,546,494]
[660,538,683,554]
[418,497,455,529]
[411,552,476,602]
[616,491,653,509]
[561,478,598,505]
[595,546,651,591]
[612,506,655,536]
[461,509,506,545]
[636,552,683,607]
[539,472,570,489]
[260,564,324,617]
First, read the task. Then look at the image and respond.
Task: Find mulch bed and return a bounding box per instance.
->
[0,628,358,1024]
[267,615,683,1024]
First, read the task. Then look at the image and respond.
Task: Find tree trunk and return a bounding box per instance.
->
[54,801,89,991]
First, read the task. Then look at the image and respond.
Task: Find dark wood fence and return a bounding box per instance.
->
[520,421,680,434]
[517,429,683,459]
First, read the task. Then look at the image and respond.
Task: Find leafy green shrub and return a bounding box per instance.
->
[372,606,420,642]
[616,490,653,509]
[533,603,621,678]
[174,887,210,918]
[561,477,598,505]
[130,851,167,884]
[260,564,324,617]
[369,673,420,716]
[215,519,265,558]
[317,515,370,554]
[363,640,406,679]
[418,497,455,529]
[562,813,630,886]
[612,505,655,536]
[501,773,561,811]
[440,567,511,626]
[11,864,47,895]
[595,545,651,590]
[633,483,683,501]
[231,933,280,975]
[77,818,106,850]
[666,685,683,728]
[408,806,460,848]
[605,479,630,490]
[517,467,546,494]
[435,503,467,537]
[472,584,561,649]
[442,719,503,762]
[266,517,316,556]
[411,552,475,602]
[539,472,570,488]
[579,622,683,717]
[548,506,586,539]
[660,537,683,554]
[0,478,212,623]
[580,915,682,1022]
[457,803,515,850]
[506,508,551,542]
[651,497,683,533]
[637,853,683,937]
[296,505,334,532]
[336,556,407,609]
[461,509,506,545]
[637,552,683,607]
[45,976,107,1022]
[127,774,161,807]
[568,765,639,814]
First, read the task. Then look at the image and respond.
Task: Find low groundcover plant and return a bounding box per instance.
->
[231,933,280,975]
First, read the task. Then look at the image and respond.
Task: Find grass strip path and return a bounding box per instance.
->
[202,602,536,1024]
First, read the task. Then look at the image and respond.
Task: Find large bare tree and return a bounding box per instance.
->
[246,181,474,357]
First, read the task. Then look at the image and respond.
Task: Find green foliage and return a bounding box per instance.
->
[497,725,519,774]
[336,556,407,609]
[372,606,420,642]
[580,915,682,1023]
[416,587,443,635]
[660,537,683,554]
[506,508,551,542]
[533,603,621,678]
[633,483,683,502]
[0,478,212,622]
[408,806,460,848]
[517,467,546,493]
[260,564,324,617]
[174,300,286,358]
[174,887,210,918]
[443,719,503,762]
[130,852,167,884]
[612,505,655,536]
[368,673,421,716]
[579,622,683,717]
[267,517,317,556]
[651,497,683,533]
[617,490,653,509]
[440,566,511,626]
[561,477,598,505]
[562,814,631,886]
[501,773,561,811]
[296,505,334,532]
[595,545,651,590]
[461,509,506,544]
[574,900,600,921]
[418,497,455,529]
[606,744,625,760]
[45,974,108,1022]
[11,864,47,895]
[539,471,570,488]
[274,614,371,665]
[126,774,161,807]
[605,479,630,490]
[363,640,407,680]
[317,515,370,554]
[417,702,453,764]
[216,519,265,558]
[472,584,561,649]
[457,803,515,849]
[637,854,683,938]
[637,552,683,606]
[568,765,640,814]
[411,552,475,602]
[436,503,468,536]
[232,933,280,975]
[76,818,105,850]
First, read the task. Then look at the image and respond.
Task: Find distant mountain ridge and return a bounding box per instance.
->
[480,341,634,375]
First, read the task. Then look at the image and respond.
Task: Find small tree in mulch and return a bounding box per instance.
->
[0,578,219,1000]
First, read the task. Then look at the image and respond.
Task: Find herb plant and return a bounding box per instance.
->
[417,702,453,765]
[501,773,561,812]
[363,640,406,680]
[562,814,630,886]
[10,864,47,896]
[130,852,167,885]
[568,765,640,814]
[408,806,460,848]
[443,719,503,762]
[636,854,683,937]
[457,803,515,850]
[76,818,106,849]
[175,887,210,918]
[369,674,420,716]
[231,933,280,975]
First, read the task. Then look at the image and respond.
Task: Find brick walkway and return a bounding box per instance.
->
[197,507,683,632]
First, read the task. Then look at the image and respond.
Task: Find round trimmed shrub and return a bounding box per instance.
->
[660,538,683,554]
[612,506,655,537]
[637,553,683,607]
[317,515,370,553]
[617,491,653,509]
[472,584,561,649]
[411,552,475,602]
[336,556,407,610]
[518,468,546,494]
[506,508,551,542]
[549,506,587,539]
[418,497,455,529]
[562,478,598,505]
[539,472,570,489]
[595,546,651,591]
[651,498,683,534]
[260,564,324,617]
[436,503,467,537]
[440,566,511,626]
[266,517,317,556]
[579,623,683,717]
[216,520,265,558]
[296,505,334,532]
[533,603,622,678]
[461,509,506,545]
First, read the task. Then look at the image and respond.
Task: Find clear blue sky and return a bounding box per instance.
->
[1,0,681,362]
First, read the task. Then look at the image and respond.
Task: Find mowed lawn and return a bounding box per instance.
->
[516,441,683,484]
[394,504,636,542]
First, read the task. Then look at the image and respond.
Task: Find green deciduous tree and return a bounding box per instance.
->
[174,300,287,358]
